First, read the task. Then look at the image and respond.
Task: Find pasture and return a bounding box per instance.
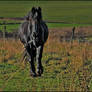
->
[0,1,92,23]
[0,27,92,91]
[0,1,92,32]
[0,1,92,91]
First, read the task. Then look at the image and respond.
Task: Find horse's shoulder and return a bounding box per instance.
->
[20,21,29,28]
[19,21,30,36]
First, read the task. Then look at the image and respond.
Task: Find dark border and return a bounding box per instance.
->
[0,0,92,1]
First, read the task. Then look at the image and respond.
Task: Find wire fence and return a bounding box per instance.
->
[1,16,92,24]
[0,16,92,43]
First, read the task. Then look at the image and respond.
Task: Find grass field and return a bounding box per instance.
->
[0,27,92,91]
[0,1,92,91]
[0,1,92,31]
[0,1,92,23]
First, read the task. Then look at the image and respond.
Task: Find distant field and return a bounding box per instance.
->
[0,1,92,23]
[0,1,92,30]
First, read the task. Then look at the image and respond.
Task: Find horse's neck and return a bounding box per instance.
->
[28,20,44,34]
[27,21,33,37]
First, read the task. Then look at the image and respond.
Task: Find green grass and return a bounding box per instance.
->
[0,56,63,91]
[0,1,92,30]
[47,23,92,28]
[0,54,92,91]
[0,1,92,23]
[1,23,92,32]
[1,22,92,32]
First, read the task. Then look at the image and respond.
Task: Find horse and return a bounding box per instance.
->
[18,7,49,77]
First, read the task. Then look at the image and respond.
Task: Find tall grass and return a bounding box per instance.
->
[0,27,92,91]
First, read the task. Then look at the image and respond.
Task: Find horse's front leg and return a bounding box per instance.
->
[36,45,43,76]
[26,45,36,77]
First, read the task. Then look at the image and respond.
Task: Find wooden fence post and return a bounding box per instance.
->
[3,21,6,62]
[72,27,75,40]
[3,21,6,40]
[71,27,75,43]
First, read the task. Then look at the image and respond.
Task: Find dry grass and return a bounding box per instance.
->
[0,39,23,63]
[0,27,92,91]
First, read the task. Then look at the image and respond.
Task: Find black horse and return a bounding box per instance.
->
[18,7,49,77]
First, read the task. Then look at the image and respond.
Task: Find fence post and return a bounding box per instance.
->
[71,27,75,43]
[72,27,75,40]
[3,21,6,40]
[3,21,6,62]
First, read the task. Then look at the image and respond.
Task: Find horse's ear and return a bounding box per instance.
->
[38,7,41,12]
[37,7,42,19]
[31,7,35,13]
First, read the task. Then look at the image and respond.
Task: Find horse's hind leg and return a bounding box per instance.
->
[26,45,36,77]
[36,45,43,76]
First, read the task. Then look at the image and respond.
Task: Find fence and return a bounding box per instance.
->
[0,23,18,39]
[0,22,76,41]
[0,17,92,43]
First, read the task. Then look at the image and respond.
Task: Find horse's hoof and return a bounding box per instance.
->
[30,73,37,77]
[37,73,41,77]
[37,70,42,77]
[37,67,43,76]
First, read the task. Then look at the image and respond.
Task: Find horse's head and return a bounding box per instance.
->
[26,7,43,46]
[26,7,42,22]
